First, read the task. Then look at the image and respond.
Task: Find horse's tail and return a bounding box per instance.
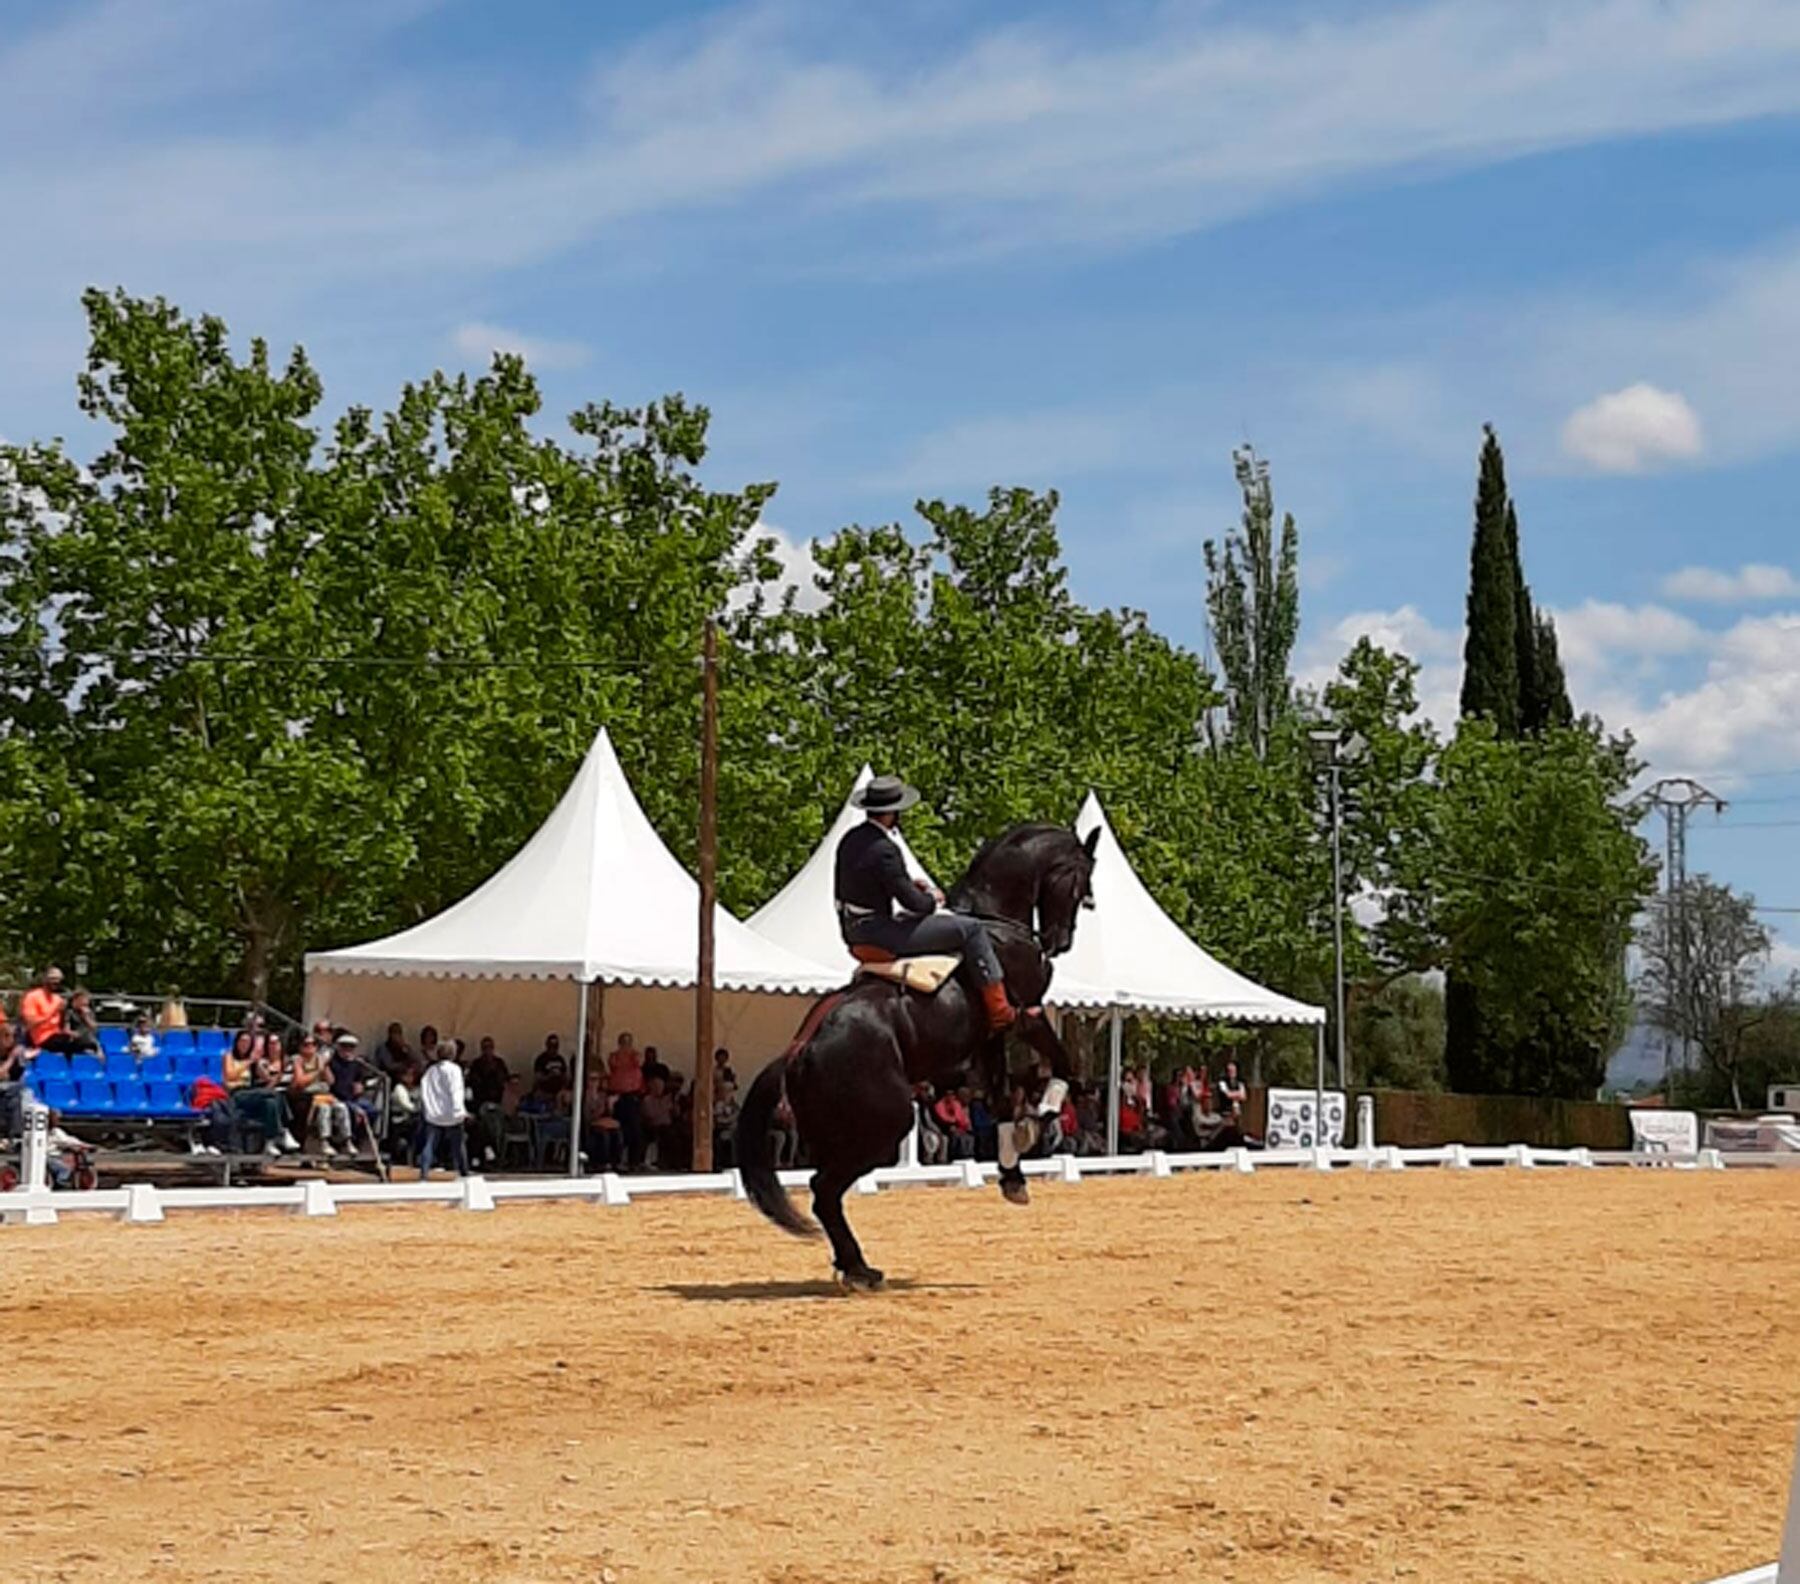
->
[735,1054,815,1238]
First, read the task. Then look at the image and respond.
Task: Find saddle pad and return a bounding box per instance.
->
[855,954,961,993]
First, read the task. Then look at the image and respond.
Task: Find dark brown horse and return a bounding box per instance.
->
[735,823,1099,1287]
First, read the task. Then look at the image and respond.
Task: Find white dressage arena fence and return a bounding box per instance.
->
[5,1129,1796,1228]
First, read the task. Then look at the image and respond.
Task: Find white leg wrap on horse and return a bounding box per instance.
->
[1037,1079,1068,1117]
[998,1123,1020,1171]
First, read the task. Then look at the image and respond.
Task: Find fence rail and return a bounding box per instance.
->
[7,1139,1796,1228]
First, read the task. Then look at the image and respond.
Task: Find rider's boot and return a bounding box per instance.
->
[979,980,1017,1033]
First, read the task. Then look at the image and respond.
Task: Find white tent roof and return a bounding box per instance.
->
[305,728,843,994]
[1051,793,1323,1024]
[747,773,1322,1025]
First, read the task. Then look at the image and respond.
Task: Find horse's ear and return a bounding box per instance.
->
[1082,827,1100,861]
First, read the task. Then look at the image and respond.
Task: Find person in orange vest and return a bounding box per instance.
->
[20,966,97,1055]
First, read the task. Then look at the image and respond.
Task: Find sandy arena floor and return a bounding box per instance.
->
[6,1170,1798,1584]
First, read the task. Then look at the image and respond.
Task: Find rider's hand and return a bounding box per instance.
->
[929,885,946,908]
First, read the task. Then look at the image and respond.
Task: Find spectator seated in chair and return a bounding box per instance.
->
[289,1035,352,1157]
[328,1032,380,1153]
[127,1013,159,1061]
[913,1082,948,1165]
[582,1073,625,1171]
[22,967,97,1056]
[188,1072,238,1156]
[711,1080,739,1169]
[227,1029,291,1155]
[933,1084,975,1161]
[466,1035,511,1167]
[373,1021,412,1080]
[769,1094,800,1168]
[639,1074,676,1170]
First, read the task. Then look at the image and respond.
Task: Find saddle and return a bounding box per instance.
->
[850,943,962,994]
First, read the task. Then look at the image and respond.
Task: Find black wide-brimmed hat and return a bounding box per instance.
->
[853,774,921,813]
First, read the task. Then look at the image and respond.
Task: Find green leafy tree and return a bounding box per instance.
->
[1204,446,1299,760]
[1392,721,1653,1098]
[0,291,773,1003]
[1638,875,1794,1110]
[1350,977,1448,1092]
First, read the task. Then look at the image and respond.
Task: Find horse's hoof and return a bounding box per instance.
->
[835,1264,885,1292]
[1001,1180,1031,1206]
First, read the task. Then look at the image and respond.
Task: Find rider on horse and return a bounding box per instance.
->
[834,774,1017,1033]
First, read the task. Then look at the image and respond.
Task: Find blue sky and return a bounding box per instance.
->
[4,0,1799,966]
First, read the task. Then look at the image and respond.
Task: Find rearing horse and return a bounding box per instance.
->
[736,823,1099,1288]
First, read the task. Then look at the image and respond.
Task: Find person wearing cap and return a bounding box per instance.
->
[833,774,1015,1032]
[329,1031,380,1150]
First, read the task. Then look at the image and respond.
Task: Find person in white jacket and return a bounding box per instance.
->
[417,1040,469,1180]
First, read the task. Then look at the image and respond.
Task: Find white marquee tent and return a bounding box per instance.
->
[1054,793,1324,1026]
[305,727,843,1161]
[747,776,1324,1152]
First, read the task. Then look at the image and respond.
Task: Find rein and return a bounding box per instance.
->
[957,909,1044,953]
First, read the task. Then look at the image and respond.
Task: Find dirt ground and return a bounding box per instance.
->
[6,1170,1797,1584]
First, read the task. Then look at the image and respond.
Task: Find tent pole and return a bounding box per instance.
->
[1315,1020,1325,1150]
[569,978,592,1179]
[1106,1008,1123,1157]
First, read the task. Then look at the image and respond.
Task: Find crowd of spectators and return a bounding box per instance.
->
[3,962,1264,1181]
[911,1055,1257,1165]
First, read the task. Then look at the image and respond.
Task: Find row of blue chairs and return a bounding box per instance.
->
[93,1026,234,1059]
[32,1077,202,1118]
[27,1051,225,1084]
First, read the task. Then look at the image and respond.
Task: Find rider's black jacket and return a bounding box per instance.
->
[834,821,935,922]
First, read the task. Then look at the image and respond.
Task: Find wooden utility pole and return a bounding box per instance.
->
[692,619,719,1171]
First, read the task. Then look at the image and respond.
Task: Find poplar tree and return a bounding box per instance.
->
[1204,446,1300,761]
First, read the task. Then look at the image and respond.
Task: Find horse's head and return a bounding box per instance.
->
[1035,825,1100,957]
[955,823,1099,957]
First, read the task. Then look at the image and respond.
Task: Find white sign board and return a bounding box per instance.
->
[1266,1088,1346,1150]
[1630,1109,1698,1154]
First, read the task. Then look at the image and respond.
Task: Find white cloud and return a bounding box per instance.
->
[9,0,1800,373]
[451,321,589,371]
[1660,563,1800,603]
[1559,383,1704,473]
[1298,605,1463,730]
[1547,600,1704,671]
[731,521,828,615]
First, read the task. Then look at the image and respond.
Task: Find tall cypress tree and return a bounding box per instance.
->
[1449,426,1521,1094]
[1509,503,1540,727]
[1459,426,1519,734]
[1525,612,1574,731]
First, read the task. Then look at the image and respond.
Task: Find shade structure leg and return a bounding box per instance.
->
[569,978,591,1178]
[1105,1009,1123,1157]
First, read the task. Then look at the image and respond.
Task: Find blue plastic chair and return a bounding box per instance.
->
[137,1054,175,1082]
[173,1051,211,1081]
[111,1080,151,1117]
[159,1028,197,1057]
[147,1081,193,1116]
[30,1052,70,1083]
[37,1078,79,1113]
[73,1079,116,1115]
[193,1029,232,1059]
[97,1026,131,1057]
[104,1050,140,1079]
[70,1054,106,1082]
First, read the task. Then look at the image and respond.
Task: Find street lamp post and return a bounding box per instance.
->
[1307,727,1365,1093]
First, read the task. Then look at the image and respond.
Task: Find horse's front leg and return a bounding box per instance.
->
[1017,1005,1072,1080]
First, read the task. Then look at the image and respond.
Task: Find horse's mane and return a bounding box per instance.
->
[951,822,1082,913]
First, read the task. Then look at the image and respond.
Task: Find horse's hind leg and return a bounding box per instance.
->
[811,1165,881,1289]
